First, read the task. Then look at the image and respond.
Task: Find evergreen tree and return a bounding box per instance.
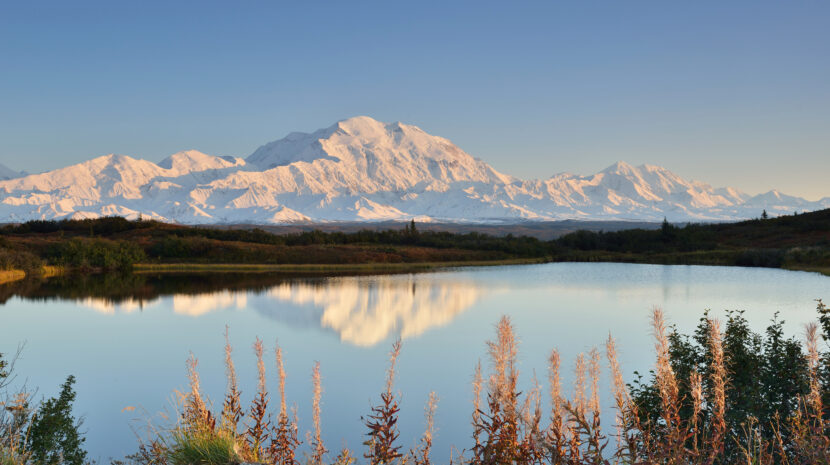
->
[27,375,87,465]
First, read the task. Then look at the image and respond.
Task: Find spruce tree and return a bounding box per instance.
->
[27,375,87,465]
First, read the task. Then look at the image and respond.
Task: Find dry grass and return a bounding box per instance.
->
[136,309,830,465]
[310,361,326,465]
[707,318,727,464]
[0,270,25,286]
[364,340,403,465]
[220,327,243,434]
[413,391,438,465]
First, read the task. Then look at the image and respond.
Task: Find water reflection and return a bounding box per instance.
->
[263,277,483,346]
[5,272,486,346]
[80,297,151,315]
[3,263,829,461]
[173,291,247,316]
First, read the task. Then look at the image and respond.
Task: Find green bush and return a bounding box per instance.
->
[630,310,809,462]
[48,238,145,270]
[26,376,87,465]
[1,353,87,465]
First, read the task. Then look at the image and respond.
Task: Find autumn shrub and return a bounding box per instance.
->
[135,302,830,465]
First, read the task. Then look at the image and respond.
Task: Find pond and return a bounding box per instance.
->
[2,263,829,462]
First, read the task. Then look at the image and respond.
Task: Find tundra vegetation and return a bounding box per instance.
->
[1,208,830,276]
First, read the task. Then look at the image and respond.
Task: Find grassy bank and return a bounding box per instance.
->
[0,269,25,285]
[785,264,830,276]
[0,266,64,285]
[132,258,545,274]
[1,210,829,276]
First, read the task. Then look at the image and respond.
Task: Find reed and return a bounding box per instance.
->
[652,307,685,461]
[474,316,526,464]
[310,361,326,465]
[364,340,403,465]
[545,349,567,464]
[707,318,727,464]
[184,353,215,433]
[413,391,438,465]
[605,335,642,462]
[247,338,271,461]
[270,341,300,465]
[133,303,830,465]
[470,360,483,458]
[220,327,243,435]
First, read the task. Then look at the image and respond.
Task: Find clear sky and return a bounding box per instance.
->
[1,1,828,199]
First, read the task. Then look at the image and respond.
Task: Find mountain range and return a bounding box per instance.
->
[0,116,826,224]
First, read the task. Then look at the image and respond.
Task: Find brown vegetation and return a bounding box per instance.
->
[135,308,830,465]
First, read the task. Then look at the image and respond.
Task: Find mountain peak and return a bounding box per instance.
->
[331,116,426,140]
[85,153,141,167]
[601,161,638,175]
[158,150,244,173]
[334,115,386,132]
[0,118,822,224]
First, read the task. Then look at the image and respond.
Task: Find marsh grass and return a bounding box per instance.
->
[0,392,34,465]
[137,305,830,465]
[166,429,239,465]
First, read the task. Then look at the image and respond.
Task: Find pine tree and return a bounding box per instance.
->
[27,375,87,465]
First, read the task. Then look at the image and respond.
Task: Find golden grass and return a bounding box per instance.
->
[0,265,65,286]
[310,361,325,465]
[40,265,64,278]
[0,270,25,286]
[220,329,243,435]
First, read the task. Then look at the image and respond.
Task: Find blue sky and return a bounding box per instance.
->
[1,1,828,199]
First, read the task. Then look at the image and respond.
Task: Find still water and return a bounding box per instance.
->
[2,263,829,461]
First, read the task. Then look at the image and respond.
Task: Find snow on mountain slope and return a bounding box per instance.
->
[0,116,825,224]
[158,150,246,174]
[247,116,514,192]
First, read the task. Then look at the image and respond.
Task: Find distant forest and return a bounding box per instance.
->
[0,209,829,273]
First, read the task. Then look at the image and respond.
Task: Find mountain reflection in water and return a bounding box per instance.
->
[265,278,482,346]
[3,272,486,346]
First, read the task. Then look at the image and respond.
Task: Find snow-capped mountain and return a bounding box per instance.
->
[0,116,826,224]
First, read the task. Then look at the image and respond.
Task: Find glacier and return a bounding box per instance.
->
[0,116,826,224]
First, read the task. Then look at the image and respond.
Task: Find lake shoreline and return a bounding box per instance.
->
[2,211,829,282]
[2,257,827,287]
[0,265,62,285]
[132,258,546,273]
